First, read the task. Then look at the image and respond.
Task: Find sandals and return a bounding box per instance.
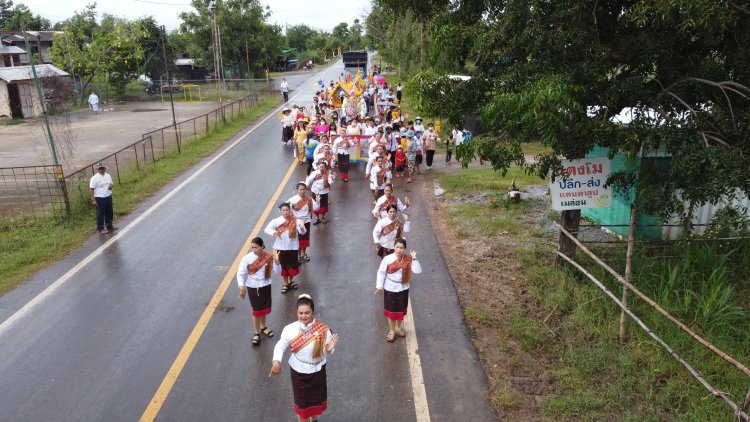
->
[386,332,395,343]
[321,217,328,224]
[395,329,406,338]
[260,327,274,337]
[281,284,290,294]
[312,220,321,225]
[252,334,261,346]
[289,282,299,290]
[303,254,311,262]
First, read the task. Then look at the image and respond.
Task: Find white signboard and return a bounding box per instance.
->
[550,157,612,211]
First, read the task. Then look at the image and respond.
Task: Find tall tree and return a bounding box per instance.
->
[178,0,283,77]
[48,5,145,100]
[0,1,50,30]
[286,24,316,52]
[378,0,750,248]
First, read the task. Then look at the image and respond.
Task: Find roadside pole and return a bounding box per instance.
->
[160,25,180,154]
[20,18,58,167]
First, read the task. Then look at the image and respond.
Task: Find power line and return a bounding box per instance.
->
[132,0,192,5]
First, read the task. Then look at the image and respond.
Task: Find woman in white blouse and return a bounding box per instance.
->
[375,238,422,342]
[271,294,339,422]
[236,237,280,346]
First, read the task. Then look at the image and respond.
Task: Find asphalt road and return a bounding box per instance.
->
[0,61,496,421]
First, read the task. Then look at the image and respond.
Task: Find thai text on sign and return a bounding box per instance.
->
[550,157,612,211]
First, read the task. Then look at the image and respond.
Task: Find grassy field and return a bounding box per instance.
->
[434,166,750,420]
[0,95,280,297]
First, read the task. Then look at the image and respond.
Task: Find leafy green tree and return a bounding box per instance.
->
[1,2,50,30]
[49,5,145,101]
[332,22,349,41]
[377,0,750,255]
[178,0,283,77]
[286,24,316,52]
[0,0,15,28]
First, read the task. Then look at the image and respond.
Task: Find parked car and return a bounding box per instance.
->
[146,82,184,95]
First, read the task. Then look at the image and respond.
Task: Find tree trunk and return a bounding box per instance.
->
[556,209,581,266]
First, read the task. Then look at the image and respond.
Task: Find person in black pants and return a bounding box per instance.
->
[444,136,453,164]
[89,162,118,234]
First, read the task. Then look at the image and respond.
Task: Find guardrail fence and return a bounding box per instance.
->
[0,82,277,220]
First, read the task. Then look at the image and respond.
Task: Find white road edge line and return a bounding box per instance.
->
[0,73,322,338]
[404,300,431,421]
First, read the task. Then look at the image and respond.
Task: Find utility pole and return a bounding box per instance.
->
[245,33,251,81]
[160,25,180,153]
[209,1,223,113]
[20,18,58,166]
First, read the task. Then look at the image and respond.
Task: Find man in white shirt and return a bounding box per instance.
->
[280,79,289,102]
[88,92,100,113]
[89,162,117,234]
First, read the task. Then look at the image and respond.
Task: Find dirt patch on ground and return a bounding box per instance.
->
[417,167,560,420]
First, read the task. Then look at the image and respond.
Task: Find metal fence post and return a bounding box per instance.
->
[114,153,122,185]
[133,144,141,174]
[55,165,71,218]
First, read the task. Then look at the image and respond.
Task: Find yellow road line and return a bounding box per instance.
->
[140,160,298,421]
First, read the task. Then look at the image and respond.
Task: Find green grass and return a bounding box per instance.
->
[521,142,552,156]
[465,306,494,326]
[439,166,750,420]
[437,166,544,193]
[0,95,280,297]
[0,118,25,126]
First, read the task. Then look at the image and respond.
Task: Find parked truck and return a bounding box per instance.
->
[342,50,368,74]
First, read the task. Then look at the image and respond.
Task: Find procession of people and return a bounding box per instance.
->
[233,70,438,420]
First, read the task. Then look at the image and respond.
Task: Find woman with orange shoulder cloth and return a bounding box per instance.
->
[270,294,339,422]
[237,237,280,346]
[288,182,320,263]
[375,238,422,342]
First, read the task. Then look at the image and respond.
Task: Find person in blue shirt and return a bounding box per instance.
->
[303,133,320,175]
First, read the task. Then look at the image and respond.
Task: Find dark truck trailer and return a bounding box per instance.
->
[342,50,368,73]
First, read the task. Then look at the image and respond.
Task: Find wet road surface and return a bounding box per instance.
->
[0,61,496,421]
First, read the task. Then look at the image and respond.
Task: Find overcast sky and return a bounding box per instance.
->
[20,0,371,32]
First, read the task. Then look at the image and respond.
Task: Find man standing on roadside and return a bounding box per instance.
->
[88,91,100,114]
[89,162,117,234]
[280,79,289,102]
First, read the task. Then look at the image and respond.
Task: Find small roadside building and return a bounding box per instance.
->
[0,31,61,65]
[0,64,68,119]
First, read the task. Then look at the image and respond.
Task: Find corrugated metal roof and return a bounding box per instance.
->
[0,64,68,83]
[0,45,26,54]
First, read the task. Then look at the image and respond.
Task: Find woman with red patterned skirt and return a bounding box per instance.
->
[332,130,356,182]
[375,238,422,342]
[305,160,335,225]
[271,294,339,422]
[288,183,320,263]
[236,237,280,346]
[264,203,308,293]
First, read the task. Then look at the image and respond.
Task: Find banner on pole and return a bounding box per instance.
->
[550,157,612,211]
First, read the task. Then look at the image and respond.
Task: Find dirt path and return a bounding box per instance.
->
[415,164,559,420]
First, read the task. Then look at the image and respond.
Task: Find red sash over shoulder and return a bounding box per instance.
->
[314,169,331,189]
[276,216,298,239]
[387,255,413,284]
[381,219,403,238]
[379,195,397,213]
[376,166,388,186]
[246,251,273,279]
[292,195,312,212]
[290,320,329,359]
